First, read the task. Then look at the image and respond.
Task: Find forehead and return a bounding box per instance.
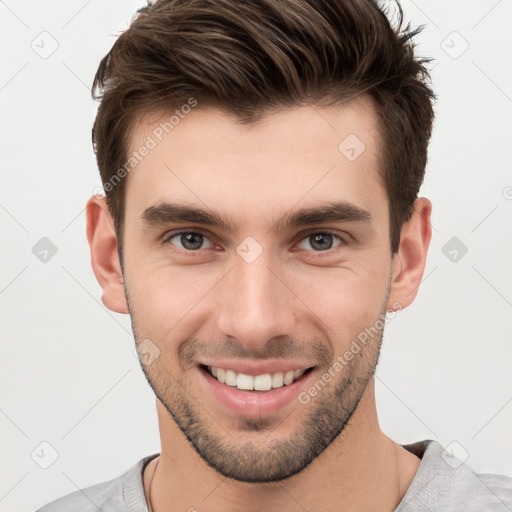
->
[123,97,386,227]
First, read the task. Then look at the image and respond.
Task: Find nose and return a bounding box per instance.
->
[216,248,297,351]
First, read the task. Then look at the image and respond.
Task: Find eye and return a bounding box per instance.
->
[161,229,346,256]
[296,231,345,252]
[163,230,214,252]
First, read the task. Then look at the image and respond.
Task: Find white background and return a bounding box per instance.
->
[1,1,511,511]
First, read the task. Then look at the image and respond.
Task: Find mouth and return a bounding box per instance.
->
[197,363,318,418]
[199,364,315,392]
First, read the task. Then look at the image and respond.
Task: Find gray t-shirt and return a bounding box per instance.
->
[35,439,512,511]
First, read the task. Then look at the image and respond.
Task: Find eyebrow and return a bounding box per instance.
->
[141,200,372,234]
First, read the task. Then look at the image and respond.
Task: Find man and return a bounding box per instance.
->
[37,0,512,510]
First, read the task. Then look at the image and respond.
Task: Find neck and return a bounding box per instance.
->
[146,380,421,512]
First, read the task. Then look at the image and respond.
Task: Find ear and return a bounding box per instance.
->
[86,194,128,314]
[386,197,432,311]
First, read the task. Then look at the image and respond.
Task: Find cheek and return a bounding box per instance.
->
[287,263,389,340]
[126,236,391,348]
[127,264,218,332]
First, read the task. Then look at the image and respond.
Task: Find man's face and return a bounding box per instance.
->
[122,99,395,482]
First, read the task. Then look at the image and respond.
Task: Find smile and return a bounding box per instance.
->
[198,364,318,418]
[203,364,315,392]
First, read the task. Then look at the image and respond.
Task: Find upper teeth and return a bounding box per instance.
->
[208,366,307,391]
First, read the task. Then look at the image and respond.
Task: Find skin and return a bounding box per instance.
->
[87,96,432,512]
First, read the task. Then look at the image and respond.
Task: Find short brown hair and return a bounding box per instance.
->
[92,0,436,264]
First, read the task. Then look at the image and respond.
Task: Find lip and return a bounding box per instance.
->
[197,364,317,418]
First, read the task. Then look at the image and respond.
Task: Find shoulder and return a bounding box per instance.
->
[460,471,512,511]
[34,454,159,512]
[397,440,512,512]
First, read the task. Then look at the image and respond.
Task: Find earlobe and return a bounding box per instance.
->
[86,195,128,314]
[386,197,432,311]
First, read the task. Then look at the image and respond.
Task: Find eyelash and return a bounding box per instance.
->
[160,228,347,257]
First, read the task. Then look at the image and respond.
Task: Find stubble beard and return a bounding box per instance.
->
[128,306,386,483]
